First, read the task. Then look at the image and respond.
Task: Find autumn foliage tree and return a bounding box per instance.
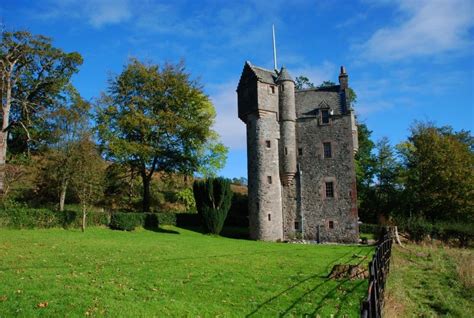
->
[97,59,225,212]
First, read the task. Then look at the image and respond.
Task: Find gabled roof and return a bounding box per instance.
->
[237,61,277,90]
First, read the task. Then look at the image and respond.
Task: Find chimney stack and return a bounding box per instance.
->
[339,66,348,90]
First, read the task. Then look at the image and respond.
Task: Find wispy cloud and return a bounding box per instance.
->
[32,0,132,28]
[291,60,337,86]
[208,80,246,150]
[357,0,474,61]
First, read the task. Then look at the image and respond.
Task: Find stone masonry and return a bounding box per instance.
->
[237,62,359,243]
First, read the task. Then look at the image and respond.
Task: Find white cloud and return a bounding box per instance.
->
[34,0,131,28]
[291,60,337,86]
[358,0,474,61]
[208,80,246,150]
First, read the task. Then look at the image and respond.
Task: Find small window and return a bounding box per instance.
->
[268,214,271,221]
[284,147,288,155]
[267,176,272,184]
[298,148,303,156]
[321,110,330,124]
[329,221,334,229]
[266,140,271,148]
[294,221,300,230]
[270,86,275,94]
[325,182,334,198]
[281,85,285,92]
[323,142,332,158]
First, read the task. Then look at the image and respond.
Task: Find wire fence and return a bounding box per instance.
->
[360,228,393,318]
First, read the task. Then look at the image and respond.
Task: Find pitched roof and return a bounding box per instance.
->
[276,66,294,82]
[248,63,277,84]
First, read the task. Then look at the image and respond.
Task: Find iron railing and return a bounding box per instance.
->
[360,228,393,318]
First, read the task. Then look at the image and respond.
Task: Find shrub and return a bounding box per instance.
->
[359,223,383,239]
[193,178,233,235]
[110,213,144,231]
[225,192,248,227]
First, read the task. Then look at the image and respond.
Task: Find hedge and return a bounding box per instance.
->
[0,206,109,229]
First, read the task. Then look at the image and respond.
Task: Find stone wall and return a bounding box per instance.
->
[294,90,359,243]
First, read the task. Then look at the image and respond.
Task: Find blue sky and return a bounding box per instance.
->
[2,0,473,178]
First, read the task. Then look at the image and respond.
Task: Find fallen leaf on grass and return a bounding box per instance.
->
[36,302,48,308]
[0,295,7,301]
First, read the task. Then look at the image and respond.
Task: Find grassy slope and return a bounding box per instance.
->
[384,243,474,317]
[0,227,372,317]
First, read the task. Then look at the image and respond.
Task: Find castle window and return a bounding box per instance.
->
[323,142,332,158]
[266,140,271,148]
[329,221,334,229]
[281,85,285,92]
[294,221,300,230]
[268,214,271,221]
[298,148,303,156]
[325,182,334,198]
[321,110,330,124]
[267,176,272,184]
[284,147,288,155]
[270,85,275,94]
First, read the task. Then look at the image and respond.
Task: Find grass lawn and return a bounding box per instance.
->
[384,243,474,317]
[0,227,372,317]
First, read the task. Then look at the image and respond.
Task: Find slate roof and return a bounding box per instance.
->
[248,63,277,84]
[276,66,294,82]
[295,85,340,93]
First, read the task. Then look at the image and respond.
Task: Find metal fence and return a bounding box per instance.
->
[360,228,393,318]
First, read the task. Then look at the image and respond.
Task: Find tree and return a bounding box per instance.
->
[97,59,222,212]
[372,137,403,222]
[400,122,474,222]
[45,85,90,211]
[193,177,233,235]
[0,30,82,193]
[355,123,377,222]
[71,136,105,232]
[295,76,314,90]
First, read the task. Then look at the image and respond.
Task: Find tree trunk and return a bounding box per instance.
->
[82,203,86,232]
[0,73,12,195]
[142,173,151,212]
[59,179,69,212]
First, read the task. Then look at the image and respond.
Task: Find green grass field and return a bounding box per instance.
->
[384,243,474,317]
[0,227,372,317]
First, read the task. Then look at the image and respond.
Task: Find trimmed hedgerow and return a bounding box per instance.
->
[0,203,109,229]
[109,213,144,231]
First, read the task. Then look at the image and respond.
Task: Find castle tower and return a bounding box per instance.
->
[276,67,297,185]
[237,62,283,241]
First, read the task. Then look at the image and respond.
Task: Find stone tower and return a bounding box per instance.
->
[237,62,359,243]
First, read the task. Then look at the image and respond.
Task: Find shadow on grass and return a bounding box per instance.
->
[144,226,180,234]
[175,225,250,240]
[246,246,373,317]
[245,248,356,317]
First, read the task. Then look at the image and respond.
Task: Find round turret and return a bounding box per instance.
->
[277,67,297,184]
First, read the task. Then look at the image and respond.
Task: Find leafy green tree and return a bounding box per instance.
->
[0,30,82,193]
[97,59,222,212]
[400,122,474,222]
[193,177,233,234]
[295,76,315,90]
[355,123,377,222]
[46,86,90,211]
[71,136,105,232]
[197,137,228,178]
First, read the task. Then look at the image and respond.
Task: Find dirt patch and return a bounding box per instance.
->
[327,264,368,280]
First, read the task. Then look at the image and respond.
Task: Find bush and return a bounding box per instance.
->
[193,178,233,235]
[0,201,110,229]
[110,212,144,231]
[225,193,248,227]
[359,223,383,239]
